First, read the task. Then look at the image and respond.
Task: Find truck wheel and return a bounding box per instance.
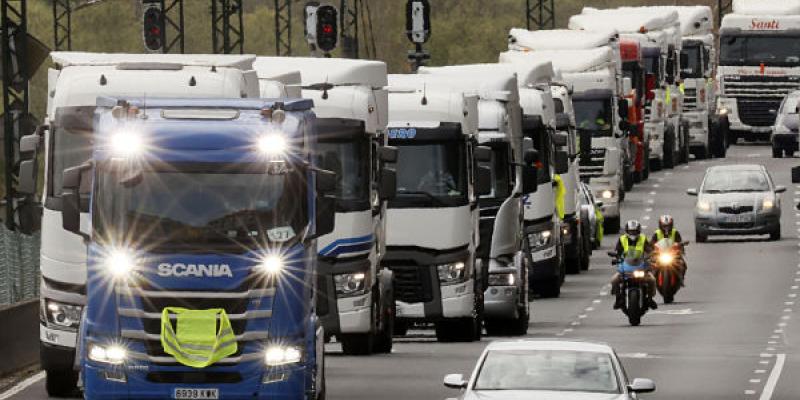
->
[565,249,581,275]
[695,231,707,243]
[372,293,394,354]
[393,319,408,336]
[663,130,675,169]
[511,302,530,336]
[45,369,79,398]
[695,147,708,160]
[535,278,561,298]
[580,235,591,271]
[340,333,373,355]
[650,158,662,172]
[642,149,650,180]
[623,168,634,192]
[770,225,781,241]
[773,143,783,158]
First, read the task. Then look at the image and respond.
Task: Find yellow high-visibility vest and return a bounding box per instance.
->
[554,174,566,220]
[161,307,237,368]
[655,228,677,242]
[620,234,647,259]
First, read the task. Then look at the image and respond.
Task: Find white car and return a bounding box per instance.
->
[443,340,655,399]
[772,90,800,158]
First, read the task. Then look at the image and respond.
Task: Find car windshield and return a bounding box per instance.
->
[681,45,703,78]
[94,162,307,253]
[473,349,620,393]
[390,139,467,207]
[316,138,370,208]
[720,35,800,66]
[703,170,770,193]
[573,99,613,137]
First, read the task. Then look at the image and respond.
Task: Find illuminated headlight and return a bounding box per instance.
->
[632,270,646,279]
[44,301,82,330]
[696,200,712,212]
[265,345,302,367]
[762,198,775,210]
[437,262,467,285]
[110,130,143,157]
[488,273,515,287]
[334,272,368,297]
[657,252,674,265]
[527,230,552,249]
[257,134,288,156]
[600,190,615,200]
[88,343,127,365]
[258,255,284,276]
[718,107,729,116]
[105,249,137,278]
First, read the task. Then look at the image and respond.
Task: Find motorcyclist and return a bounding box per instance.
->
[651,215,687,282]
[611,220,658,310]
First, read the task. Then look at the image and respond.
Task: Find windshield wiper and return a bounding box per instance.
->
[397,190,448,206]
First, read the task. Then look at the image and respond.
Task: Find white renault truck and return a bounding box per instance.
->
[502,48,628,233]
[384,74,492,342]
[29,52,260,396]
[718,0,800,144]
[254,57,397,355]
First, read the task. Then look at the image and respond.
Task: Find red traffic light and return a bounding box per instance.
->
[322,24,334,35]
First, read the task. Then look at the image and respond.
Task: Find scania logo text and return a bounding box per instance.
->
[157,263,233,278]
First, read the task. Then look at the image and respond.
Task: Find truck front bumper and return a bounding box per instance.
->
[395,278,474,320]
[684,111,709,148]
[483,286,519,319]
[646,121,665,161]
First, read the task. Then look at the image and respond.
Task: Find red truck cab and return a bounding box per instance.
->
[619,39,647,182]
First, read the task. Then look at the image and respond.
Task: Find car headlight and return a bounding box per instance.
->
[697,200,712,212]
[437,262,467,285]
[527,230,552,249]
[88,343,127,365]
[488,273,515,287]
[265,345,302,367]
[334,272,368,297]
[44,301,82,330]
[632,270,646,279]
[600,190,615,200]
[762,198,775,210]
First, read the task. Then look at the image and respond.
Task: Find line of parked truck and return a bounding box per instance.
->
[16,1,800,399]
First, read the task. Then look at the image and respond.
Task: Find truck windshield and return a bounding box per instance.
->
[94,163,307,253]
[681,45,703,78]
[573,99,613,137]
[389,139,468,208]
[644,55,662,80]
[720,34,800,66]
[316,138,370,211]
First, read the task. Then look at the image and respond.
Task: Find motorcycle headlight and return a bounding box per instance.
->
[44,301,82,330]
[632,270,646,279]
[527,230,552,249]
[437,262,467,285]
[657,252,674,265]
[265,345,303,367]
[697,200,712,212]
[488,273,515,287]
[334,272,368,297]
[88,343,127,365]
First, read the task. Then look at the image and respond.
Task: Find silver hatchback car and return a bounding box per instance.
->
[688,164,785,242]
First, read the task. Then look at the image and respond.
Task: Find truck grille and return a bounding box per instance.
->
[682,88,698,111]
[736,98,781,127]
[723,75,800,127]
[389,265,433,303]
[579,148,605,179]
[147,372,242,384]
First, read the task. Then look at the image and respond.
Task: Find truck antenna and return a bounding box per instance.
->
[421,83,428,105]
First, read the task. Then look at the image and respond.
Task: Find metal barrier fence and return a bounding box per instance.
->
[0,226,40,305]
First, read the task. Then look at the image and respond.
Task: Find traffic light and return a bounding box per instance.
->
[316,4,339,54]
[142,1,164,53]
[406,0,431,44]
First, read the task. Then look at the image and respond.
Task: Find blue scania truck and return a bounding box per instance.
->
[54,97,334,399]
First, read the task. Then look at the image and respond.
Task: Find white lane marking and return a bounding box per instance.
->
[571,321,581,326]
[653,184,660,188]
[774,329,783,334]
[647,199,655,204]
[760,353,774,358]
[761,360,771,365]
[646,207,653,212]
[789,294,797,298]
[592,299,602,304]
[759,354,787,400]
[792,286,799,290]
[0,371,45,400]
[783,308,793,312]
[578,314,587,319]
[651,308,704,315]
[766,347,776,352]
[781,315,791,320]
[585,307,594,312]
[750,379,762,383]
[772,335,781,339]
[643,215,651,220]
[768,341,777,345]
[665,172,673,175]
[746,390,757,395]
[649,191,657,195]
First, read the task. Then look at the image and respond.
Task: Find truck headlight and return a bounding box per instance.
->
[334,272,368,297]
[265,345,302,367]
[488,273,515,287]
[44,301,82,330]
[600,190,615,200]
[437,262,467,285]
[88,343,127,365]
[697,200,712,212]
[105,249,138,279]
[257,134,287,156]
[110,129,144,158]
[527,230,552,249]
[257,255,284,276]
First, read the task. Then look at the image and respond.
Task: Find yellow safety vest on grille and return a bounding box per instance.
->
[161,307,237,368]
[554,174,566,220]
[620,234,646,259]
[655,228,677,242]
[595,209,604,243]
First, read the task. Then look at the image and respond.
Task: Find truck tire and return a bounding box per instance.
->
[663,129,675,169]
[45,369,79,398]
[770,225,781,241]
[535,277,561,298]
[642,148,650,180]
[340,333,373,355]
[372,293,394,354]
[773,143,783,158]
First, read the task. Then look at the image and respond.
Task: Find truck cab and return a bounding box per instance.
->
[26,52,260,397]
[620,38,648,183]
[64,97,331,399]
[253,57,396,356]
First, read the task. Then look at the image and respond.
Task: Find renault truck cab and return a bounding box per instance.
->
[253,57,397,356]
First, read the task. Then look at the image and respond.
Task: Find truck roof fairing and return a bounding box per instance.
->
[732,0,800,15]
[509,28,618,51]
[254,57,387,88]
[570,8,679,34]
[51,52,256,70]
[387,77,479,137]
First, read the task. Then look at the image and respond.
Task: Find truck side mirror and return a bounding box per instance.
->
[792,166,800,184]
[17,128,45,195]
[555,113,571,131]
[62,164,87,234]
[552,132,568,147]
[522,165,538,194]
[680,52,689,70]
[522,115,544,139]
[379,167,397,200]
[474,146,492,162]
[617,98,629,120]
[523,149,539,166]
[379,146,398,163]
[312,169,337,239]
[315,168,337,194]
[475,166,492,196]
[554,150,569,175]
[16,201,41,235]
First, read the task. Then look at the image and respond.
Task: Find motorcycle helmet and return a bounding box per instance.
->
[624,220,641,241]
[659,215,674,234]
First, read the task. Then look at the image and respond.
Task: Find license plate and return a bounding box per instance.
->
[726,214,752,223]
[174,388,219,400]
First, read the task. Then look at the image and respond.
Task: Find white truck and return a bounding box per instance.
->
[501,48,628,233]
[718,0,800,145]
[25,52,260,396]
[253,57,397,355]
[571,8,689,170]
[384,75,491,342]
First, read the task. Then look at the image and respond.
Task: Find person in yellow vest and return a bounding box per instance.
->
[610,220,657,310]
[651,215,686,283]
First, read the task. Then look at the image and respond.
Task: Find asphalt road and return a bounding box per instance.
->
[4,144,799,400]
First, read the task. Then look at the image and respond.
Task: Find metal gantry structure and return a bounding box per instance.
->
[340,0,359,59]
[274,0,292,56]
[211,0,243,54]
[161,0,185,54]
[52,0,71,51]
[526,0,555,30]
[718,0,733,27]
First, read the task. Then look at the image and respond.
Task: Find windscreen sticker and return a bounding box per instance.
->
[267,226,296,242]
[388,128,417,139]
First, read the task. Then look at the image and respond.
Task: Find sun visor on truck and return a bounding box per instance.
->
[387,122,462,141]
[54,106,95,132]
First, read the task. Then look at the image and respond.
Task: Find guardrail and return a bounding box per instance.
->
[0,299,39,376]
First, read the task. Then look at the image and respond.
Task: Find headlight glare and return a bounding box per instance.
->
[632,270,646,279]
[88,343,127,365]
[488,273,515,287]
[527,230,553,249]
[601,190,615,200]
[657,252,674,265]
[45,301,82,330]
[265,345,302,366]
[334,272,368,297]
[697,200,712,212]
[258,255,284,275]
[762,198,774,210]
[106,249,137,278]
[258,134,287,156]
[437,262,467,285]
[110,130,143,157]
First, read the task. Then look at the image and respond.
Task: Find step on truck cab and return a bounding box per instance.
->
[718,0,800,142]
[384,74,491,342]
[26,52,260,397]
[62,97,332,399]
[571,8,688,170]
[502,48,629,233]
[253,57,396,356]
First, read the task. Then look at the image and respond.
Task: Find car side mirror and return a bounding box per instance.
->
[476,166,492,196]
[554,150,569,175]
[62,164,88,234]
[522,165,538,194]
[686,188,698,196]
[474,146,492,163]
[628,378,656,394]
[379,146,398,163]
[793,166,800,184]
[552,132,568,147]
[380,167,397,200]
[443,374,467,389]
[775,185,787,194]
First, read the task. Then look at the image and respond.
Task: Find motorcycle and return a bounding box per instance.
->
[651,239,689,304]
[609,251,650,326]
